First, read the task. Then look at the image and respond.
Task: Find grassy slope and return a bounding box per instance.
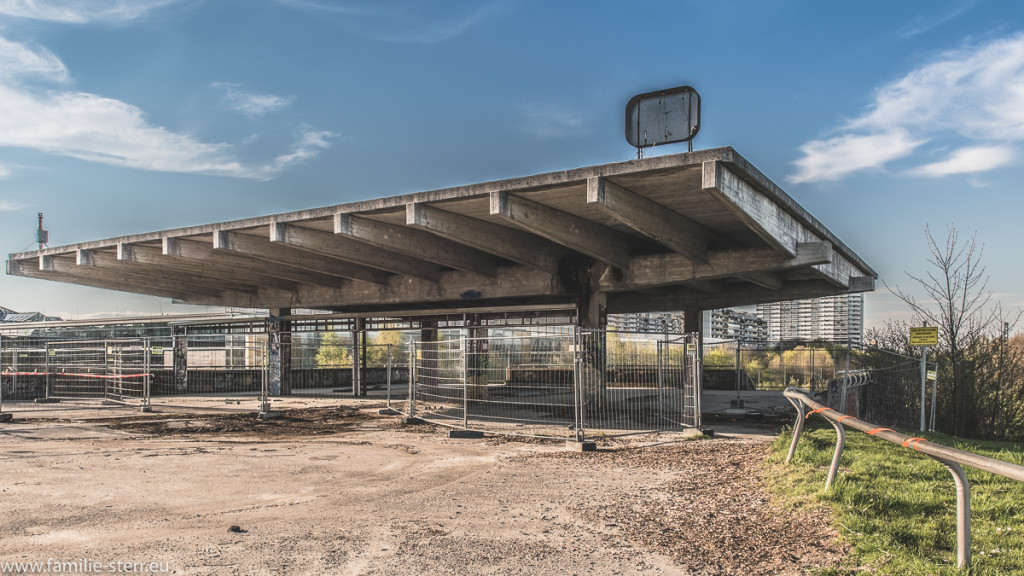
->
[766,422,1024,575]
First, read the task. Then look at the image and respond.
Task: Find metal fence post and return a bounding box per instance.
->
[141,337,152,412]
[385,343,393,410]
[0,333,6,420]
[462,336,469,430]
[403,338,411,414]
[573,326,584,441]
[656,340,664,422]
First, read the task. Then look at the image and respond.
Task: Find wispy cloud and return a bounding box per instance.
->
[0,82,333,178]
[0,0,178,23]
[912,145,1015,177]
[261,129,334,175]
[519,103,590,139]
[213,82,294,117]
[277,0,501,44]
[0,36,68,81]
[791,33,1024,183]
[0,198,25,211]
[791,129,924,184]
[0,32,332,179]
[899,1,975,39]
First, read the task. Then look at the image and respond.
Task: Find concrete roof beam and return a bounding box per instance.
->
[212,230,392,286]
[334,213,499,278]
[489,191,633,270]
[270,222,442,283]
[405,203,566,273]
[587,177,709,262]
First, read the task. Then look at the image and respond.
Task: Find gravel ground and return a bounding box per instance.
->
[0,406,844,575]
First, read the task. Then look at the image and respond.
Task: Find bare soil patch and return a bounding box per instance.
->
[94,407,383,436]
[0,406,844,575]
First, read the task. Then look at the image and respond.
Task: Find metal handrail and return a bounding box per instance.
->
[783,387,1024,570]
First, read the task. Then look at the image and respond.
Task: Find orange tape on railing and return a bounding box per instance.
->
[867,427,895,436]
[837,414,854,423]
[805,407,829,419]
[901,437,928,451]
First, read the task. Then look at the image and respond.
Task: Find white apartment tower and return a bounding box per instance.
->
[756,294,863,344]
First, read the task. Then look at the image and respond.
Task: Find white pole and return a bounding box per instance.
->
[920,346,928,432]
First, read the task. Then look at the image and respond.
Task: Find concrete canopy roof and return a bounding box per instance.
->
[6,147,875,318]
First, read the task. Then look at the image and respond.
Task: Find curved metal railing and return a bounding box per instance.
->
[783,387,1024,570]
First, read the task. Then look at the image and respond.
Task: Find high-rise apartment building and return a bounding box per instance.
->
[755,294,863,344]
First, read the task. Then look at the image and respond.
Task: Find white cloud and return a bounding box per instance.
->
[0,84,333,178]
[792,33,1024,183]
[0,0,177,23]
[0,198,25,210]
[213,82,294,117]
[790,129,924,184]
[0,11,331,180]
[277,0,500,44]
[0,36,68,81]
[912,145,1015,177]
[0,163,9,178]
[520,103,589,139]
[262,129,334,175]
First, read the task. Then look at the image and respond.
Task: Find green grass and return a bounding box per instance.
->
[766,422,1024,575]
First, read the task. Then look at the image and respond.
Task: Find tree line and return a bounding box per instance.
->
[871,225,1024,441]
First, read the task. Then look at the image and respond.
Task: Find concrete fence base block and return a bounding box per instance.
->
[698,427,715,437]
[0,413,12,422]
[378,408,402,415]
[448,429,484,439]
[566,440,597,452]
[34,398,61,404]
[402,417,427,426]
[139,406,153,413]
[257,411,282,420]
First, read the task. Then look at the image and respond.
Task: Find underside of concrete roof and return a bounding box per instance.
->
[6,147,876,325]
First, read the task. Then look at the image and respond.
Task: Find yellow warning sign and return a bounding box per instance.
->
[910,326,938,347]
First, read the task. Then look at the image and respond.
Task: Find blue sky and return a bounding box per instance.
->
[1,0,1022,328]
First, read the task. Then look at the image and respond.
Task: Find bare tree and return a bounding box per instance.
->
[887,225,993,437]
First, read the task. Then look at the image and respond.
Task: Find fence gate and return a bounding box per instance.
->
[45,339,151,408]
[409,337,466,427]
[406,331,701,440]
[659,337,701,428]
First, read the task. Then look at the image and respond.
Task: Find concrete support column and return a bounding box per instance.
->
[420,319,438,383]
[577,262,609,421]
[683,307,703,358]
[267,308,292,397]
[172,325,187,393]
[466,315,486,402]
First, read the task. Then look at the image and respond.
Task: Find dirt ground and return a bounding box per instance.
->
[0,403,844,575]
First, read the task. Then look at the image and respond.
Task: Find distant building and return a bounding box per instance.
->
[756,294,863,344]
[607,312,685,334]
[704,308,767,343]
[0,306,61,324]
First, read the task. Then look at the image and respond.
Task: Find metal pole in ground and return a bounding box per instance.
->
[920,345,928,432]
[385,344,392,410]
[407,342,415,417]
[462,337,469,430]
[0,334,8,422]
[141,337,152,412]
[930,362,938,431]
